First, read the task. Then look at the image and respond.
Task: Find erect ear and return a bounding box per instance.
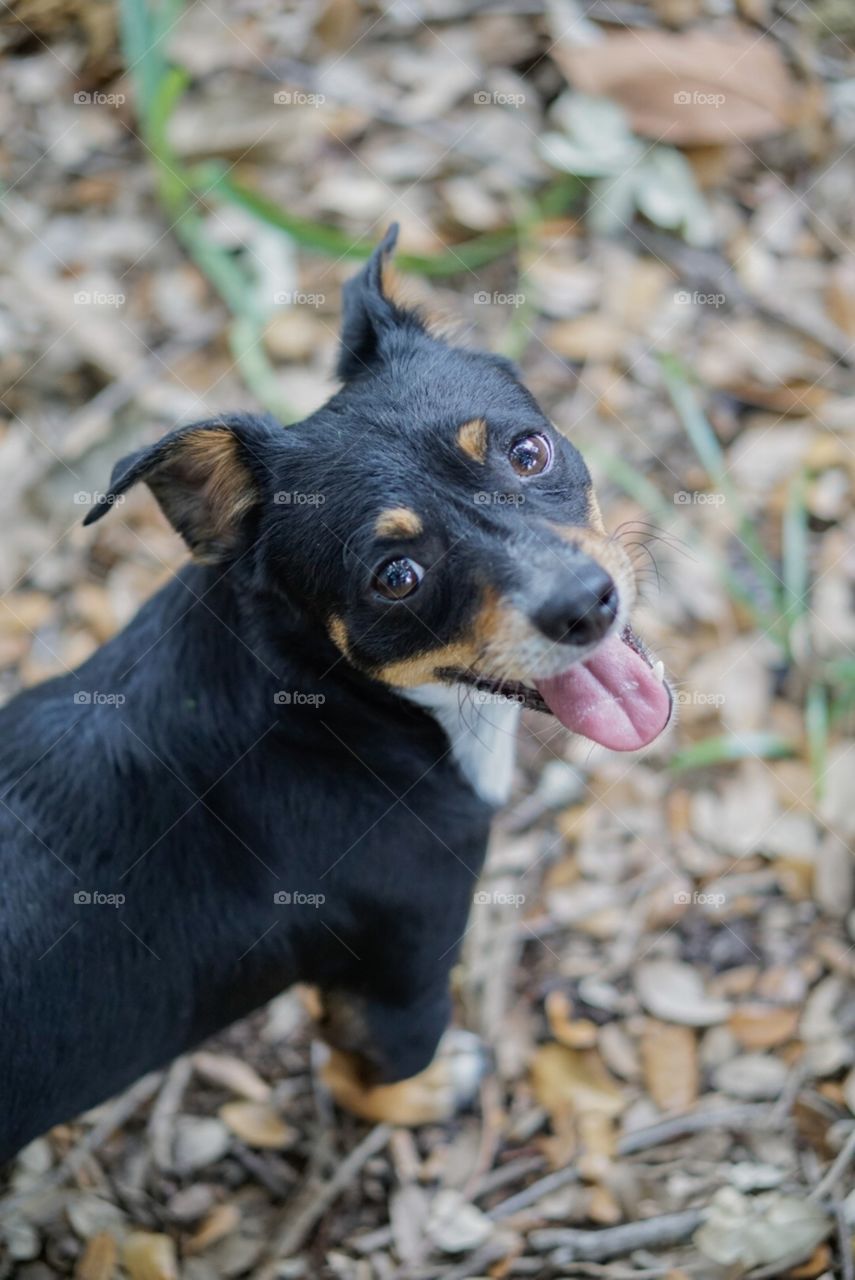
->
[82,415,278,562]
[337,223,426,380]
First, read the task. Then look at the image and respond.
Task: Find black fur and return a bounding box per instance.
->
[0,227,604,1163]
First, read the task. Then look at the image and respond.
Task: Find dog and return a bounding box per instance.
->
[0,225,671,1163]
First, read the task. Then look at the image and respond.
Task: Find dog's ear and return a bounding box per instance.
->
[337,223,425,380]
[83,415,276,562]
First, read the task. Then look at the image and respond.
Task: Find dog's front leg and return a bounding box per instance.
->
[316,986,489,1126]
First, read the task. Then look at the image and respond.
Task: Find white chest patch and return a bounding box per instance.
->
[403,684,521,806]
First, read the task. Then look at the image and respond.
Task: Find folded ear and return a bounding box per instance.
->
[82,415,277,562]
[337,223,426,380]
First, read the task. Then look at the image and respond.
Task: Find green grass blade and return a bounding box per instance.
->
[669,732,797,772]
[805,681,829,799]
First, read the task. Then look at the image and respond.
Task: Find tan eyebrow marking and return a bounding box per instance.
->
[456,418,488,463]
[328,615,351,657]
[374,506,423,539]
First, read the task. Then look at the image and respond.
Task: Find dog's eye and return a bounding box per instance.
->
[373,557,424,600]
[509,433,553,477]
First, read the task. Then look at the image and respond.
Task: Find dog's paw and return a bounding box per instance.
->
[320,1028,490,1126]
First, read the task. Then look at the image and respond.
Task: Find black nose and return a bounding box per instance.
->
[533,563,618,646]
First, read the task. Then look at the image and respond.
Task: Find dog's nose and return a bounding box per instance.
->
[533,563,618,646]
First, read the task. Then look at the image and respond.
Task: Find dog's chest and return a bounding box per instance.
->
[403,686,521,806]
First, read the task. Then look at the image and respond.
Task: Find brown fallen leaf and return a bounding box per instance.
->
[729,1003,800,1049]
[552,26,800,145]
[192,1051,271,1101]
[183,1203,241,1256]
[531,1043,625,1121]
[545,990,599,1048]
[641,1021,699,1111]
[218,1101,297,1149]
[74,1233,117,1280]
[122,1233,178,1280]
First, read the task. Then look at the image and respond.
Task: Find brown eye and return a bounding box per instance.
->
[373,557,424,600]
[509,433,553,477]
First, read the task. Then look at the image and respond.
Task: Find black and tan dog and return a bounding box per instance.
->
[0,226,671,1161]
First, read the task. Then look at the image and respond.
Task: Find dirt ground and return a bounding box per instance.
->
[1,0,855,1277]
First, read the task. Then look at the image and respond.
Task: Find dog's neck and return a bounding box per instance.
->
[402,684,520,806]
[98,565,519,806]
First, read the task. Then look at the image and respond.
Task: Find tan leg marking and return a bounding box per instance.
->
[321,1030,487,1126]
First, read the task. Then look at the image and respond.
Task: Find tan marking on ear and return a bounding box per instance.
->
[321,1048,464,1125]
[328,615,351,658]
[179,429,256,532]
[375,506,423,540]
[148,427,257,562]
[456,418,488,464]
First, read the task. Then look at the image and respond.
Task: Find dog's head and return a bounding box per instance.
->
[87,226,671,751]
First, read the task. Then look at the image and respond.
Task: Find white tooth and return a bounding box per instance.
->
[652,660,665,684]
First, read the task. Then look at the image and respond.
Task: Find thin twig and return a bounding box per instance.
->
[617,1105,772,1155]
[834,1199,855,1280]
[0,1070,163,1221]
[811,1126,855,1201]
[148,1055,193,1172]
[530,1210,704,1263]
[268,1123,391,1258]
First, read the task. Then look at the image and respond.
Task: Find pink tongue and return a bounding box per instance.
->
[535,633,671,751]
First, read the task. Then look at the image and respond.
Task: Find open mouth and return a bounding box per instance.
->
[436,625,672,752]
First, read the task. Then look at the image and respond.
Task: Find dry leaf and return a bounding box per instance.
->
[531,1043,625,1121]
[636,959,730,1026]
[183,1203,241,1255]
[713,1053,788,1099]
[192,1051,271,1101]
[694,1187,830,1270]
[641,1021,698,1111]
[729,1003,800,1049]
[218,1101,297,1150]
[425,1189,492,1254]
[74,1233,118,1280]
[553,27,798,145]
[545,990,598,1048]
[172,1117,230,1174]
[122,1233,178,1280]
